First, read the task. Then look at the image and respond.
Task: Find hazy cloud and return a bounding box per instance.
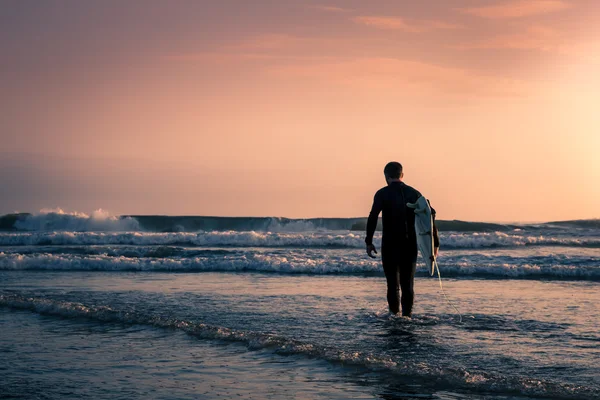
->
[460,0,571,19]
[352,16,463,32]
[453,25,563,51]
[227,34,309,51]
[310,5,349,13]
[268,57,533,98]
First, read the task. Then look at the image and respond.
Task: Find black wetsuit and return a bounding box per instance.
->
[365,181,439,316]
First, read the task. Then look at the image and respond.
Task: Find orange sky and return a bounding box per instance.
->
[1,0,599,221]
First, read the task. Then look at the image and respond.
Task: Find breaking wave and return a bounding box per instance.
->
[1,230,600,249]
[1,211,360,232]
[2,209,599,237]
[5,209,140,232]
[1,252,598,280]
[5,209,599,234]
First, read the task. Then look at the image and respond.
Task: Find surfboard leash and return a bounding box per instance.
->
[433,258,463,323]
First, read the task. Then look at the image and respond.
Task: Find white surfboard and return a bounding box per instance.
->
[406,198,463,321]
[407,196,436,276]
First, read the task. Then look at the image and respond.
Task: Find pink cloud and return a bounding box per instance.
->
[311,5,349,13]
[229,34,305,51]
[453,25,563,51]
[268,57,533,98]
[460,0,571,19]
[352,16,462,32]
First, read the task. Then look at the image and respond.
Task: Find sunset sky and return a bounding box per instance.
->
[2,0,599,221]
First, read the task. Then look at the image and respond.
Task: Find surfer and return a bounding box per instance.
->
[365,162,439,317]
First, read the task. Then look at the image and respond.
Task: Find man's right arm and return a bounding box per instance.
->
[430,203,440,256]
[365,191,382,246]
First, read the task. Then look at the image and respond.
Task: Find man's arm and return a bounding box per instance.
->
[365,191,382,247]
[431,205,440,256]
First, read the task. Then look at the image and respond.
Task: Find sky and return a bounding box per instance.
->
[1,0,599,221]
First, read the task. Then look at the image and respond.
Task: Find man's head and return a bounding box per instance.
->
[384,161,403,184]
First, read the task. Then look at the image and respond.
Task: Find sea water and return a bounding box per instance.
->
[0,212,599,399]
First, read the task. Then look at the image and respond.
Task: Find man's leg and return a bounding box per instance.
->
[381,249,401,314]
[399,252,417,317]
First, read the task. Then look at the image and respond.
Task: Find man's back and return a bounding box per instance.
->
[365,181,422,247]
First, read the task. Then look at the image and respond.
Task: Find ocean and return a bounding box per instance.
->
[1,211,599,399]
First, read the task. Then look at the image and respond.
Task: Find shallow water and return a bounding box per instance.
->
[1,219,599,399]
[1,310,381,399]
[1,271,598,399]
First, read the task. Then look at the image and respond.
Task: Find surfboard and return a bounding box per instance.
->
[407,196,436,276]
[407,197,463,321]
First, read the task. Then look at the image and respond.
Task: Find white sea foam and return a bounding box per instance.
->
[1,252,598,279]
[1,230,599,249]
[0,231,366,247]
[443,231,600,248]
[0,252,380,274]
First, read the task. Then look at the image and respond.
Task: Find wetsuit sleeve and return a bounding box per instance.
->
[431,206,440,248]
[365,191,383,246]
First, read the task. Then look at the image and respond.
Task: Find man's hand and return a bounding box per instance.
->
[366,244,378,258]
[434,247,439,258]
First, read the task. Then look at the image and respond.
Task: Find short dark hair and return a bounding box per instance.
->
[384,162,403,179]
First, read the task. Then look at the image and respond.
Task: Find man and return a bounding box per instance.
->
[365,162,439,317]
